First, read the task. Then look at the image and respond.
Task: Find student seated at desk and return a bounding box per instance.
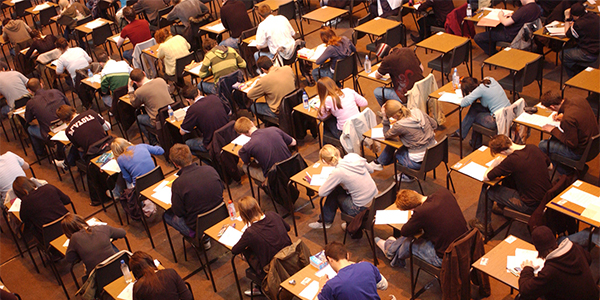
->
[234,117,296,181]
[246,56,296,119]
[369,101,437,182]
[311,27,357,85]
[448,77,510,150]
[166,0,209,36]
[198,38,247,95]
[62,213,126,276]
[54,37,93,87]
[118,6,152,63]
[561,3,599,78]
[98,51,132,109]
[1,17,31,56]
[308,145,378,230]
[232,196,292,296]
[368,0,403,19]
[519,226,599,300]
[110,138,164,189]
[57,0,90,48]
[469,134,552,236]
[318,242,388,300]
[410,0,455,43]
[0,61,30,117]
[25,29,57,60]
[253,3,296,62]
[154,28,191,81]
[0,151,29,201]
[219,0,253,49]
[317,77,368,139]
[130,251,193,300]
[375,188,467,267]
[373,46,425,106]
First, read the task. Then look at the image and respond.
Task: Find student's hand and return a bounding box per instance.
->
[541,124,555,133]
[389,117,397,124]
[521,260,534,269]
[564,8,571,19]
[232,82,242,90]
[380,105,386,118]
[553,113,563,122]
[319,274,329,286]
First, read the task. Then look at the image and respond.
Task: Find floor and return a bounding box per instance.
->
[0,0,599,299]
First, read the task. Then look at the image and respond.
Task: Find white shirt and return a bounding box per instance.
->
[100,59,132,77]
[255,15,296,58]
[55,47,92,83]
[0,151,26,200]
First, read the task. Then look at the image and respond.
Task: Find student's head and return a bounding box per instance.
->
[123,6,136,22]
[181,83,199,102]
[30,29,42,40]
[395,189,423,210]
[234,117,255,135]
[56,105,76,123]
[383,100,410,120]
[58,0,69,10]
[0,61,8,71]
[488,134,512,155]
[61,213,90,238]
[111,137,134,158]
[531,226,558,259]
[26,78,43,94]
[237,196,264,225]
[540,91,563,111]
[2,19,10,27]
[257,3,272,18]
[319,144,341,167]
[96,49,109,63]
[172,0,181,5]
[202,37,218,53]
[56,37,69,51]
[571,2,586,20]
[129,68,146,84]
[461,77,491,97]
[169,144,193,168]
[319,27,341,46]
[324,242,349,272]
[129,251,158,279]
[317,77,343,111]
[154,28,171,44]
[256,56,273,73]
[12,176,37,199]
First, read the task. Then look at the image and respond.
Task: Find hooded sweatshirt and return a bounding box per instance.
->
[519,239,599,300]
[319,153,378,207]
[383,108,437,162]
[315,36,356,72]
[2,19,31,45]
[199,45,246,83]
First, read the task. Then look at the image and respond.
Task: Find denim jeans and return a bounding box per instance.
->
[376,146,422,170]
[254,50,274,62]
[538,139,581,175]
[475,184,535,224]
[28,125,47,157]
[561,47,598,78]
[250,102,278,118]
[185,137,207,153]
[323,117,342,140]
[102,95,112,108]
[566,228,600,248]
[123,49,133,62]
[1,105,10,118]
[319,186,367,224]
[312,67,334,83]
[164,209,195,237]
[137,114,158,145]
[457,103,497,149]
[474,27,512,56]
[219,37,239,49]
[198,81,217,95]
[384,237,442,267]
[374,87,402,107]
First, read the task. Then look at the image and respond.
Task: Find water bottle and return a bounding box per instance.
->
[302,91,309,110]
[167,105,174,121]
[227,200,236,220]
[364,55,371,74]
[120,260,133,283]
[87,69,93,78]
[466,3,472,17]
[452,68,460,89]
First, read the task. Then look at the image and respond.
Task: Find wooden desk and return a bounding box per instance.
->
[301,6,347,35]
[472,235,536,290]
[140,173,177,211]
[533,23,569,86]
[547,180,600,228]
[416,32,471,85]
[238,75,263,94]
[363,123,404,149]
[292,97,321,147]
[142,43,160,60]
[564,67,600,123]
[464,8,510,55]
[383,203,413,232]
[354,17,400,37]
[25,2,57,15]
[279,264,325,300]
[48,130,70,146]
[91,151,119,176]
[242,35,256,46]
[512,103,554,132]
[104,275,133,300]
[81,76,101,90]
[259,0,291,10]
[482,48,541,101]
[75,18,113,35]
[200,19,227,35]
[183,61,203,77]
[120,94,132,106]
[107,33,130,59]
[357,63,391,85]
[50,234,69,256]
[401,2,431,37]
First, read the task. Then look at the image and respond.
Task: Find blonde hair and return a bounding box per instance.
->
[319,144,341,166]
[111,138,134,158]
[395,189,422,210]
[234,117,254,134]
[237,196,264,225]
[317,77,343,116]
[383,100,411,120]
[58,0,69,10]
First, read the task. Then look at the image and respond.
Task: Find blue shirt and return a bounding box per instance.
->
[459,77,510,115]
[318,262,382,300]
[116,144,164,185]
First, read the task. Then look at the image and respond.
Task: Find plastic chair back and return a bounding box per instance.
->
[195,202,229,238]
[15,0,32,18]
[278,0,296,20]
[156,5,174,28]
[354,14,373,43]
[94,251,131,296]
[41,214,68,249]
[92,23,113,47]
[365,182,396,231]
[135,166,164,199]
[175,52,196,84]
[384,22,405,48]
[40,7,58,26]
[421,135,449,173]
[77,15,93,26]
[517,55,543,91]
[332,54,356,86]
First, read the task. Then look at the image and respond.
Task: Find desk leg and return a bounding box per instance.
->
[512,70,516,102]
[219,150,233,201]
[2,209,23,257]
[319,196,328,244]
[1,43,9,69]
[483,184,490,243]
[458,107,463,158]
[231,254,243,300]
[559,41,565,88]
[11,115,27,156]
[487,27,492,58]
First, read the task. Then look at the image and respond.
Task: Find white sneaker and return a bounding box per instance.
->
[341,222,347,231]
[308,221,332,229]
[54,159,67,169]
[395,174,415,182]
[244,288,262,296]
[369,161,383,171]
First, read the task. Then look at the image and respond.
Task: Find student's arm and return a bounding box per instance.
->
[107,225,127,239]
[166,6,178,21]
[179,112,194,135]
[235,51,247,69]
[484,155,512,181]
[55,58,65,75]
[116,35,126,48]
[97,113,111,131]
[425,112,437,131]
[141,144,165,156]
[417,0,433,12]
[198,1,209,14]
[170,183,186,217]
[25,44,36,60]
[198,54,211,78]
[65,240,81,264]
[230,230,251,255]
[315,46,334,65]
[352,89,368,108]
[375,270,388,290]
[54,185,72,205]
[384,121,402,140]
[254,26,267,49]
[100,76,110,95]
[246,79,265,100]
[318,170,343,197]
[549,118,579,149]
[498,10,515,26]
[400,210,423,237]
[518,266,551,299]
[83,49,92,64]
[277,128,296,147]
[118,157,133,184]
[459,85,483,108]
[238,145,251,164]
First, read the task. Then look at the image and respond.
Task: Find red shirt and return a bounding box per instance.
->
[120,19,152,48]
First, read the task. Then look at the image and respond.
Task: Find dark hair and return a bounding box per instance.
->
[129,251,159,291]
[123,6,136,22]
[324,242,348,261]
[12,176,37,199]
[129,68,145,82]
[2,19,10,26]
[540,91,562,108]
[489,134,512,155]
[0,61,8,71]
[256,56,273,72]
[27,78,42,93]
[96,49,109,63]
[56,37,69,50]
[319,27,341,46]
[460,77,491,97]
[181,84,198,100]
[169,144,193,168]
[56,105,76,122]
[30,29,41,39]
[61,213,91,238]
[202,37,217,53]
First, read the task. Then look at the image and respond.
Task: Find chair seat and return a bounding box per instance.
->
[472,123,497,137]
[498,74,524,93]
[366,42,378,53]
[427,55,452,75]
[413,255,442,276]
[502,207,531,224]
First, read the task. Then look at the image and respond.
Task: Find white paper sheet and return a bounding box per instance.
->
[368,70,389,81]
[173,108,186,121]
[458,162,487,181]
[581,203,600,222]
[515,112,560,128]
[375,210,410,225]
[13,107,26,115]
[153,180,168,192]
[188,63,203,75]
[248,40,257,47]
[299,280,320,300]
[86,217,107,226]
[506,248,545,275]
[482,8,512,21]
[89,74,102,84]
[241,78,260,93]
[51,130,69,142]
[309,96,320,109]
[232,134,251,146]
[437,91,463,105]
[33,3,51,11]
[560,187,599,209]
[101,159,121,173]
[85,19,106,30]
[310,44,327,61]
[51,123,68,133]
[413,3,421,10]
[315,264,337,279]
[151,186,172,205]
[63,239,70,248]
[370,127,384,139]
[218,226,243,247]
[117,282,135,300]
[545,26,565,36]
[207,22,226,32]
[320,166,335,177]
[309,174,328,186]
[8,198,21,213]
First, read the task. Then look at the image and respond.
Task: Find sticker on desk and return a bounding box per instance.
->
[479,257,488,266]
[557,199,567,206]
[313,162,320,168]
[478,145,488,152]
[301,277,312,285]
[503,47,511,51]
[573,180,583,187]
[585,67,594,72]
[504,236,517,244]
[436,31,444,35]
[374,17,380,20]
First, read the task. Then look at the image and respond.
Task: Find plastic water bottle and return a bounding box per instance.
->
[227,200,236,220]
[452,68,460,89]
[364,55,371,74]
[87,69,93,78]
[466,3,472,17]
[302,91,309,110]
[120,260,133,283]
[167,105,174,121]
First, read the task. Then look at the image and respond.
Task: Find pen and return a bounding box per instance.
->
[232,144,237,151]
[305,171,312,179]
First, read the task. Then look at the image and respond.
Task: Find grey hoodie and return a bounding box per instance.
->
[2,19,31,45]
[318,153,378,207]
[384,107,437,160]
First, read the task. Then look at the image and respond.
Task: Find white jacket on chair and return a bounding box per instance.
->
[406,73,446,126]
[341,108,377,154]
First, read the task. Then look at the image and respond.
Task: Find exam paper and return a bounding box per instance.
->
[218,226,243,247]
[63,239,70,248]
[370,127,385,139]
[232,134,251,146]
[320,166,335,177]
[506,248,545,275]
[33,3,51,11]
[188,63,203,75]
[459,162,487,181]
[207,22,226,32]
[51,131,69,142]
[85,19,106,30]
[375,210,410,225]
[241,78,259,93]
[482,8,512,21]
[101,159,121,173]
[89,74,102,84]
[151,186,172,205]
[437,91,463,105]
[560,187,599,209]
[299,280,320,300]
[309,174,328,186]
[514,112,560,128]
[86,218,107,226]
[173,108,186,121]
[315,264,337,279]
[248,40,257,47]
[309,96,320,109]
[117,282,135,300]
[51,123,68,133]
[368,70,389,81]
[581,204,600,222]
[8,198,21,213]
[311,44,327,61]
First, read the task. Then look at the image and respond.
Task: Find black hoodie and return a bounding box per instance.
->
[518,239,599,300]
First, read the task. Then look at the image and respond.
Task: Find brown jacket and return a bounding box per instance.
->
[247,66,296,114]
[550,97,599,156]
[261,239,311,300]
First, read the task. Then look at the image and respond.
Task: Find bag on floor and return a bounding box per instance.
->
[118,188,142,220]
